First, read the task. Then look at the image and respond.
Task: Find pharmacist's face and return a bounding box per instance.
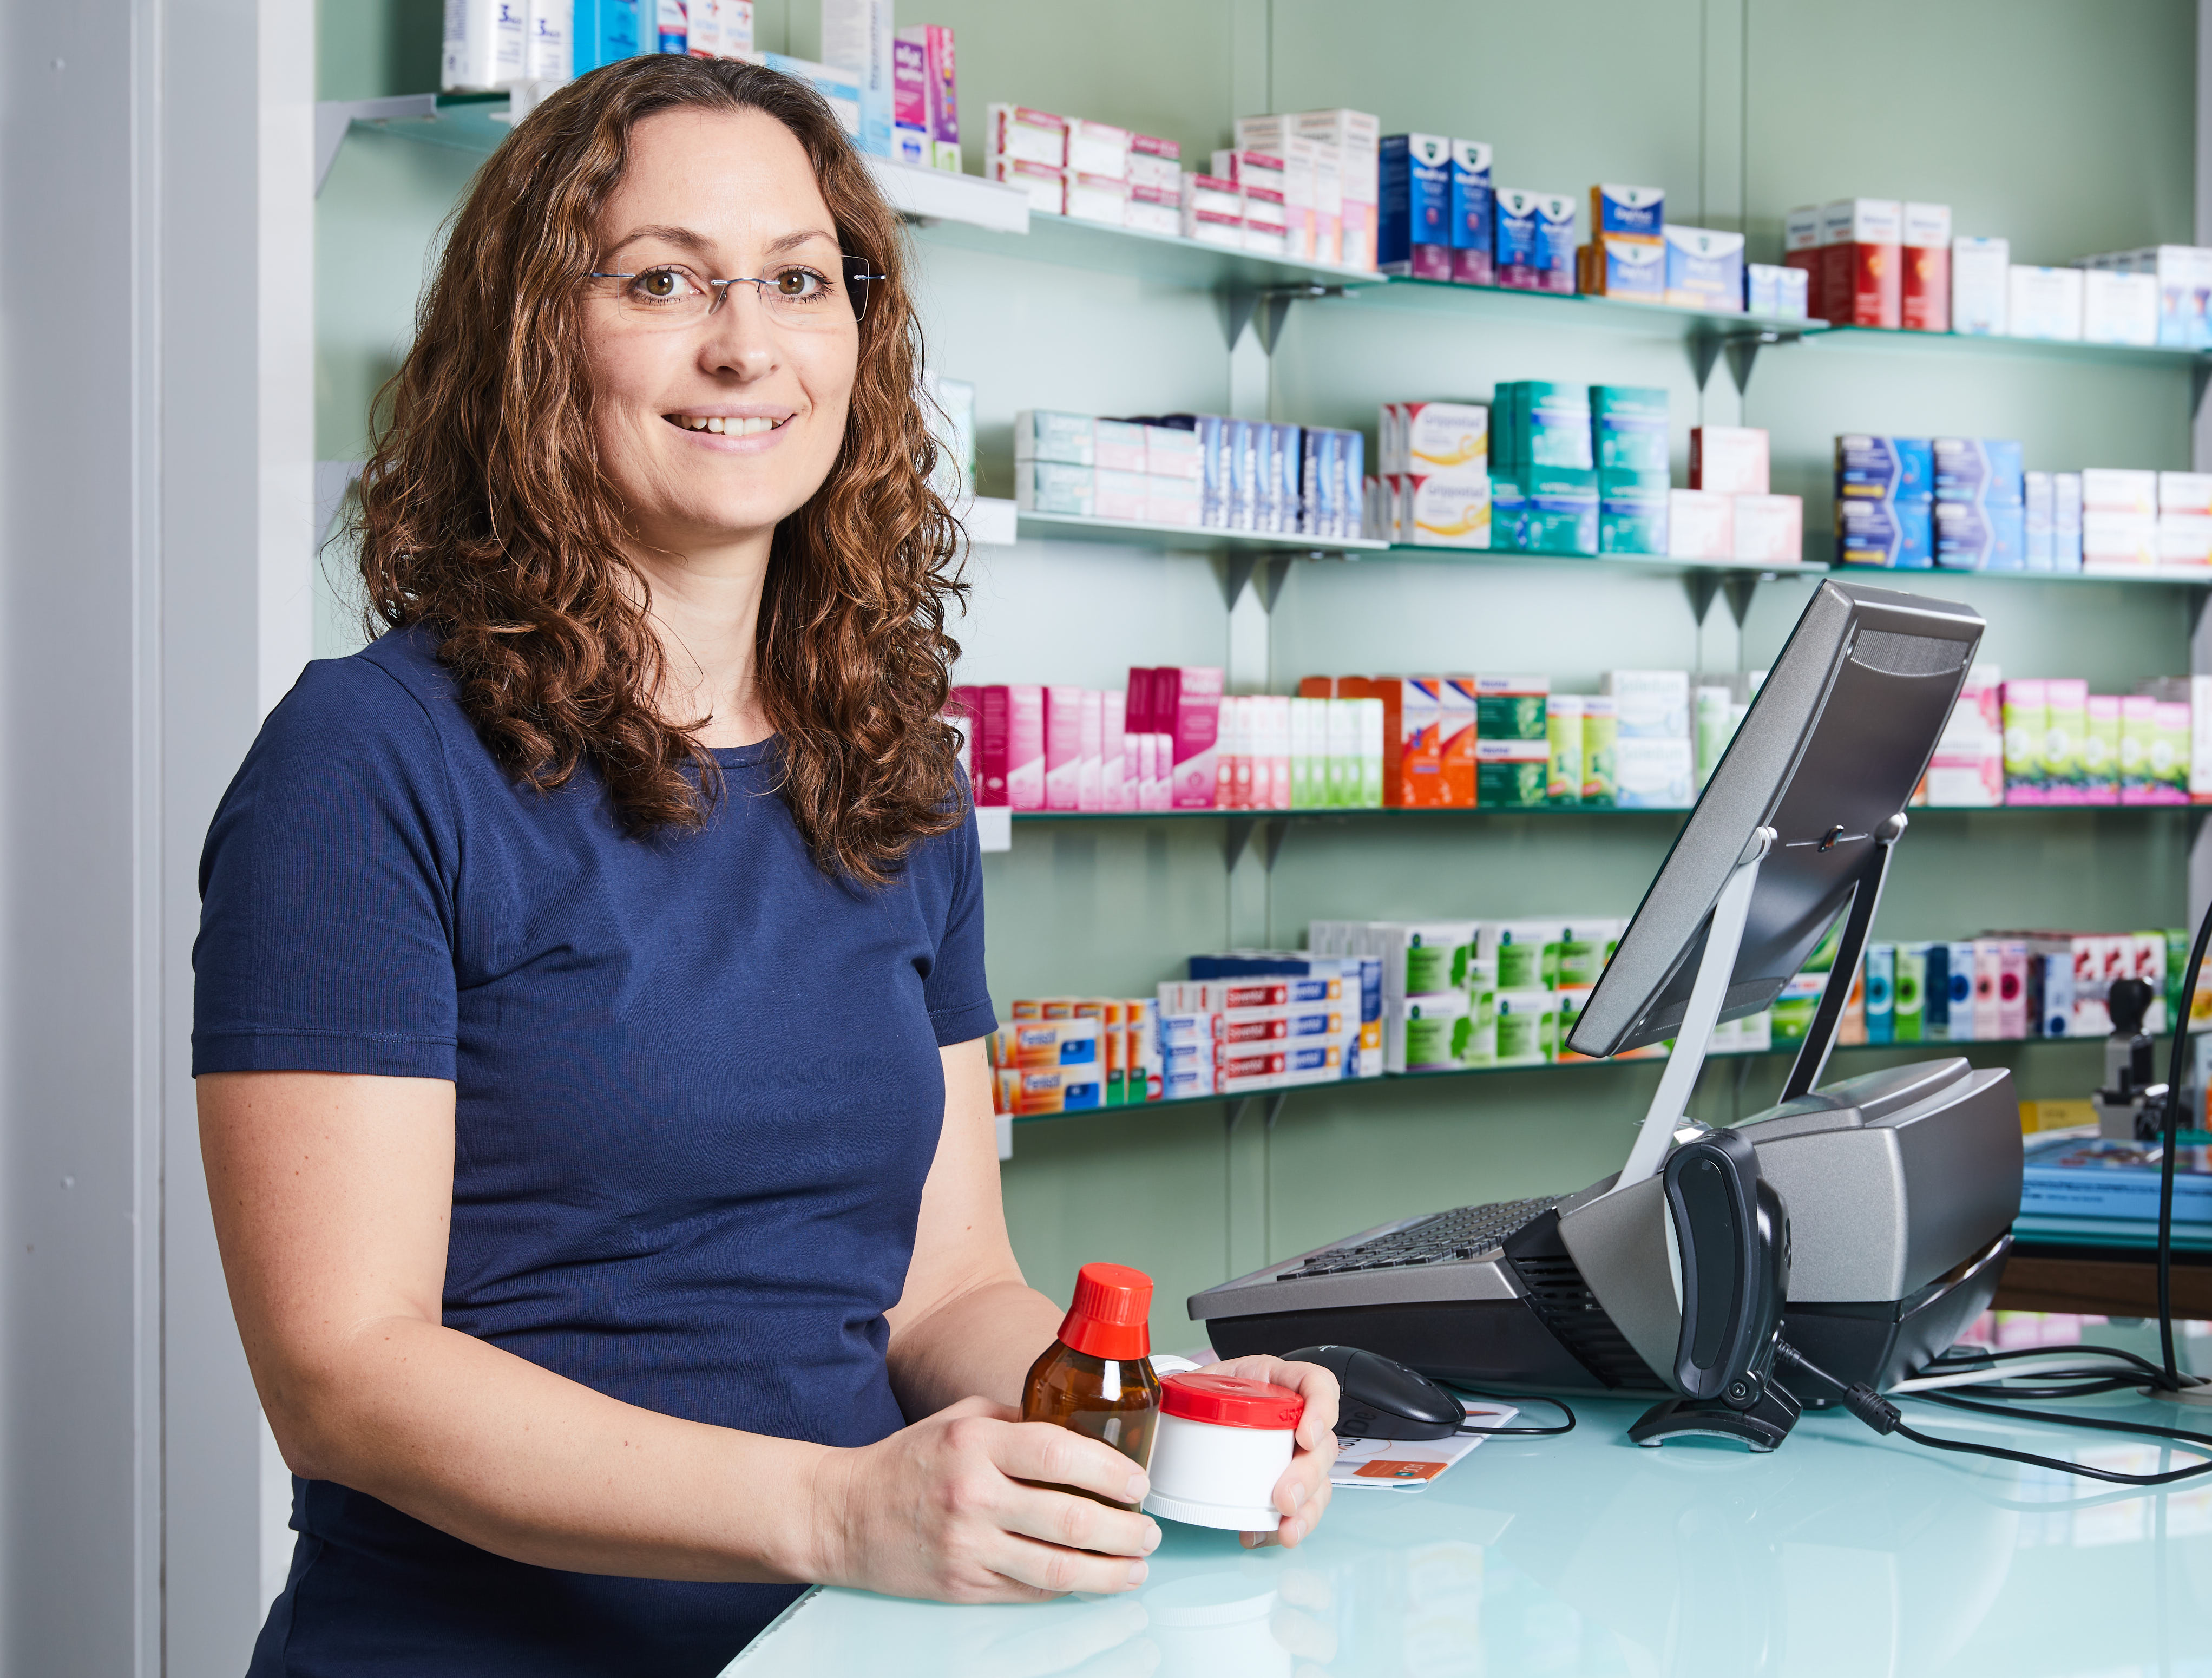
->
[584,107,858,551]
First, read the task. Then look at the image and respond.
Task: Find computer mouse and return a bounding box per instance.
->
[1285,1344,1466,1441]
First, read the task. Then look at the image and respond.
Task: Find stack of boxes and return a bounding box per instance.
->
[2072,248,2212,346]
[2073,469,2212,571]
[990,998,1160,1117]
[1491,383,1595,553]
[1840,928,2188,1047]
[1231,110,1381,267]
[949,667,1218,814]
[1310,918,1633,1072]
[1379,401,1491,546]
[1472,676,1550,811]
[1493,189,1578,294]
[1161,954,1381,1097]
[1012,409,1364,539]
[1834,435,1934,569]
[1595,387,1669,556]
[1677,425,1801,561]
[1577,185,1664,301]
[2000,679,2190,805]
[1915,665,2006,807]
[987,106,1170,226]
[1933,437,2026,571]
[1603,670,1694,809]
[1784,199,1949,329]
[1213,694,1386,810]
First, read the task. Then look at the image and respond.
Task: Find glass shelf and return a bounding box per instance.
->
[1809,322,2211,375]
[1379,543,1825,579]
[1008,1031,2091,1126]
[914,208,1391,297]
[1837,561,2212,589]
[1005,802,2197,827]
[1340,276,1820,343]
[1012,509,1386,556]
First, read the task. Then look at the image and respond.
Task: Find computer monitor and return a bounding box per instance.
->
[1569,578,1983,1080]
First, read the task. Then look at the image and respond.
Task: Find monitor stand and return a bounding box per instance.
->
[1605,812,1907,1198]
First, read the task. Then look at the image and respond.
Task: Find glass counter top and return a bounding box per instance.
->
[726,1323,2212,1677]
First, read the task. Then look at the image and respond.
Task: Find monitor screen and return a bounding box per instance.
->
[1567,580,1984,1059]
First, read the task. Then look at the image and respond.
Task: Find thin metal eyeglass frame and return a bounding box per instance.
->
[586,253,888,323]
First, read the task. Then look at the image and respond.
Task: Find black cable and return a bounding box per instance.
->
[2154,888,2212,1389]
[1444,1388,1577,1436]
[1775,1341,2212,1487]
[1927,1342,2172,1380]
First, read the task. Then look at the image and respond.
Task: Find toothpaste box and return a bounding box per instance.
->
[1934,498,2026,571]
[1449,140,1495,285]
[1580,234,1665,300]
[1835,435,1933,501]
[1591,385,1669,473]
[1690,426,1769,494]
[1783,204,1825,318]
[1591,183,1665,238]
[1901,202,1952,332]
[1933,437,2025,508]
[1663,226,1745,311]
[1747,262,1810,319]
[1821,199,1902,327]
[1835,494,1933,568]
[1379,134,1453,278]
[1094,418,1147,474]
[1599,470,1669,554]
[1665,489,1734,560]
[1951,236,2010,335]
[1093,467,1145,522]
[2008,266,2084,340]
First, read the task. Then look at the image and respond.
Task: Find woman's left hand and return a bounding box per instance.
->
[1193,1355,1340,1550]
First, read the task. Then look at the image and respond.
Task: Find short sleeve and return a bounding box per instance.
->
[922,782,996,1047]
[192,656,462,1078]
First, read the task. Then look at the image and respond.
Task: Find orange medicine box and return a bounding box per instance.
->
[1342,677,1446,807]
[1440,678,1478,806]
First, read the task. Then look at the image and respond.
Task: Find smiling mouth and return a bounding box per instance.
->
[666,414,790,436]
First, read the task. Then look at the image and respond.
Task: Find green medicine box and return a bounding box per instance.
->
[1598,468,1669,554]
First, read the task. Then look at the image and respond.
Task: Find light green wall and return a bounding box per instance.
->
[317,0,2200,1344]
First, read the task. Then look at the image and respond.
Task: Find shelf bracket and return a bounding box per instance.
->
[1250,284,1355,355]
[1255,553,1293,612]
[1685,568,1774,628]
[1261,816,1291,871]
[1690,324,1806,395]
[1684,571,1722,625]
[1226,1091,1291,1135]
[1223,815,1290,871]
[1222,551,1258,612]
[315,94,439,196]
[1224,816,1257,870]
[2193,358,2212,420]
[1222,290,1259,352]
[2189,584,2212,639]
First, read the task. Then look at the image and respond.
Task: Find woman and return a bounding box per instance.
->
[194,55,1337,1676]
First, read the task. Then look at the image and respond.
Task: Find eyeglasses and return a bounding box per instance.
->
[585,253,885,329]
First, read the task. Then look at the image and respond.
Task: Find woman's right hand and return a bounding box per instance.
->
[809,1395,1164,1602]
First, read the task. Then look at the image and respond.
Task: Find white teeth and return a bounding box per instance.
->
[674,414,783,435]
[708,417,727,434]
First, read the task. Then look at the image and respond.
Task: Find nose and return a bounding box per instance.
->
[697,281,779,381]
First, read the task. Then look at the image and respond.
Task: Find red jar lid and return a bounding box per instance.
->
[1058,1262,1153,1360]
[1160,1372,1305,1430]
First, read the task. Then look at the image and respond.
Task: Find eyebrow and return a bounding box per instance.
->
[603,224,842,262]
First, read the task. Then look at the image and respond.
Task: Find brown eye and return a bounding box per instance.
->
[635,268,685,300]
[773,268,828,300]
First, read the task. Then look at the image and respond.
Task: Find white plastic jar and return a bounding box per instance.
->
[1141,1372,1304,1531]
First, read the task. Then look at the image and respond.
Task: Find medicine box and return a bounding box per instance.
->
[819,0,892,156]
[1395,401,1489,474]
[1065,172,1127,226]
[1951,237,2010,335]
[1733,494,1803,563]
[1901,202,1952,332]
[1690,427,1769,495]
[1474,674,1550,741]
[991,158,1064,214]
[1582,697,1618,804]
[1783,204,1824,318]
[896,24,959,172]
[1474,739,1548,809]
[1666,489,1734,560]
[2007,266,2084,341]
[1933,438,2025,507]
[1493,382,1593,469]
[2082,269,2158,346]
[1129,134,1180,193]
[1066,117,1129,179]
[1599,470,1669,555]
[1591,183,1665,239]
[1494,191,1574,293]
[1603,668,1691,738]
[1399,475,1490,547]
[1449,141,1495,284]
[890,36,929,166]
[1498,468,1597,554]
[1014,410,1095,466]
[1377,134,1452,278]
[1591,386,1669,473]
[1836,434,1934,502]
[1580,235,1664,300]
[1015,460,1094,515]
[1835,495,1931,569]
[1616,737,1695,808]
[1663,227,1745,312]
[2084,468,2158,515]
[1747,263,1810,320]
[987,104,1066,169]
[1821,199,1902,327]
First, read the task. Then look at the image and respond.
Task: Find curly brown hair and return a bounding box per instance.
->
[355,55,967,883]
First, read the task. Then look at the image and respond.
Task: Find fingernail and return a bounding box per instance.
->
[1126,1561,1148,1586]
[1125,1472,1148,1504]
[1290,1481,1309,1509]
[1143,1523,1162,1553]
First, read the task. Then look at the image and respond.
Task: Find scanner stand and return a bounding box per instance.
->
[1630,1379,1804,1452]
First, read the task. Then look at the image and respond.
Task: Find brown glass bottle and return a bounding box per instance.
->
[1020,1262,1161,1510]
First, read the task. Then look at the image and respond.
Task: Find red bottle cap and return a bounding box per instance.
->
[1056,1262,1153,1360]
[1160,1372,1305,1431]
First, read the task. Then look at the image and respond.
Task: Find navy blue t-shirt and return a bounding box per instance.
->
[193,625,995,1676]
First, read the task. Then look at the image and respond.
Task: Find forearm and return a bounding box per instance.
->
[275,1315,831,1583]
[885,1280,1064,1418]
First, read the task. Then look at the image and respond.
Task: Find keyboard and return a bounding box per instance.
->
[1280,1196,1561,1279]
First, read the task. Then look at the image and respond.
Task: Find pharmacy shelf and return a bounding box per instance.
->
[1839,562,2212,591]
[1379,543,1827,581]
[1344,276,1815,342]
[1007,1031,2094,1126]
[1006,802,2195,824]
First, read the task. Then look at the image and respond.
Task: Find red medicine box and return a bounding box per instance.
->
[1821,198,1902,329]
